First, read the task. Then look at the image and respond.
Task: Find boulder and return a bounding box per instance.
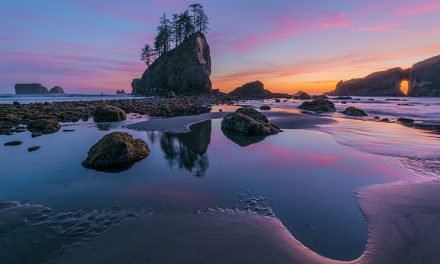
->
[229,81,271,97]
[4,141,23,146]
[342,106,368,116]
[293,91,311,100]
[82,132,150,172]
[326,68,409,96]
[408,55,440,96]
[259,105,271,110]
[221,108,280,136]
[92,106,127,122]
[27,119,60,135]
[298,99,336,113]
[132,33,212,96]
[15,83,49,94]
[49,86,65,94]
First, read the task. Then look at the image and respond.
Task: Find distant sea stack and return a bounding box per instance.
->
[327,54,440,97]
[132,33,212,96]
[229,81,271,96]
[15,83,65,94]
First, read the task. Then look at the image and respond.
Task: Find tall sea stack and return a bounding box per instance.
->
[132,33,212,96]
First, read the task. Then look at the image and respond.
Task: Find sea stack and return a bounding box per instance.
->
[228,81,272,96]
[132,32,212,96]
[408,55,440,96]
[15,83,49,94]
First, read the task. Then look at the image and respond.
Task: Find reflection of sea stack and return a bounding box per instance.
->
[158,120,211,177]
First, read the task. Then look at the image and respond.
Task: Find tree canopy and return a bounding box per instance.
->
[140,2,209,66]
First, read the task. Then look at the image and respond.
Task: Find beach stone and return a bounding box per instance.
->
[4,141,23,146]
[298,99,336,113]
[293,91,311,100]
[342,106,368,116]
[27,119,60,135]
[82,132,150,171]
[259,105,271,110]
[221,108,280,136]
[28,146,41,152]
[397,117,414,124]
[92,106,127,122]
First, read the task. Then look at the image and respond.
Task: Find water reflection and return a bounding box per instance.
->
[150,120,211,177]
[222,128,267,147]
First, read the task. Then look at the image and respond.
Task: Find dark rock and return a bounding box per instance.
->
[4,141,23,146]
[380,118,390,122]
[27,119,60,135]
[28,146,41,152]
[63,129,75,132]
[274,99,281,103]
[116,89,126,95]
[408,55,440,96]
[260,105,271,110]
[221,108,280,136]
[229,81,271,97]
[333,96,353,100]
[12,101,20,106]
[298,99,336,113]
[92,106,127,122]
[82,132,150,172]
[15,83,49,94]
[397,117,415,124]
[312,94,328,99]
[293,91,311,100]
[342,106,368,116]
[49,86,65,94]
[326,68,409,96]
[132,33,212,96]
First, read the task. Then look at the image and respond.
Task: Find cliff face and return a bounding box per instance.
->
[327,68,410,96]
[408,55,440,96]
[15,83,49,94]
[132,33,212,96]
[228,81,271,96]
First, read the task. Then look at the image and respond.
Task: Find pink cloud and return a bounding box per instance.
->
[393,1,440,15]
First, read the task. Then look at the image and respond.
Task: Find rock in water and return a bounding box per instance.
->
[409,55,440,96]
[4,141,23,146]
[15,83,49,94]
[92,106,127,122]
[221,108,280,136]
[27,119,60,135]
[326,68,409,96]
[49,86,65,94]
[28,146,41,152]
[259,105,271,110]
[298,99,336,113]
[132,33,212,96]
[293,91,311,100]
[342,106,368,116]
[229,81,271,96]
[82,132,150,172]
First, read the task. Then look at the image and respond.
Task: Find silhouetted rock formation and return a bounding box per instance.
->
[229,81,271,96]
[222,108,281,137]
[49,86,65,94]
[116,90,126,95]
[342,106,368,116]
[15,83,49,94]
[298,99,336,113]
[293,91,311,100]
[408,55,440,96]
[132,33,212,96]
[327,68,409,96]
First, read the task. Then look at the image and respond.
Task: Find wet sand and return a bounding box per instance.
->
[51,180,440,264]
[127,110,336,133]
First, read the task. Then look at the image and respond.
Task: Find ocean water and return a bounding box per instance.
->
[0,97,439,263]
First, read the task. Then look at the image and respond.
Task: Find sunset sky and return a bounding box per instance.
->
[1,0,440,94]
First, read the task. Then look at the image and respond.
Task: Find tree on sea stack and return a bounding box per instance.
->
[139,3,209,66]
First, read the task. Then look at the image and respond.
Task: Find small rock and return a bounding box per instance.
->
[27,119,61,135]
[92,106,127,122]
[333,96,353,100]
[28,146,41,152]
[298,99,336,113]
[4,141,23,146]
[397,118,415,124]
[342,106,368,116]
[259,105,271,110]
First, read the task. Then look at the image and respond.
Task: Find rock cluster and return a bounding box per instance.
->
[298,99,336,113]
[132,33,212,96]
[221,108,280,136]
[82,132,150,172]
[15,83,65,94]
